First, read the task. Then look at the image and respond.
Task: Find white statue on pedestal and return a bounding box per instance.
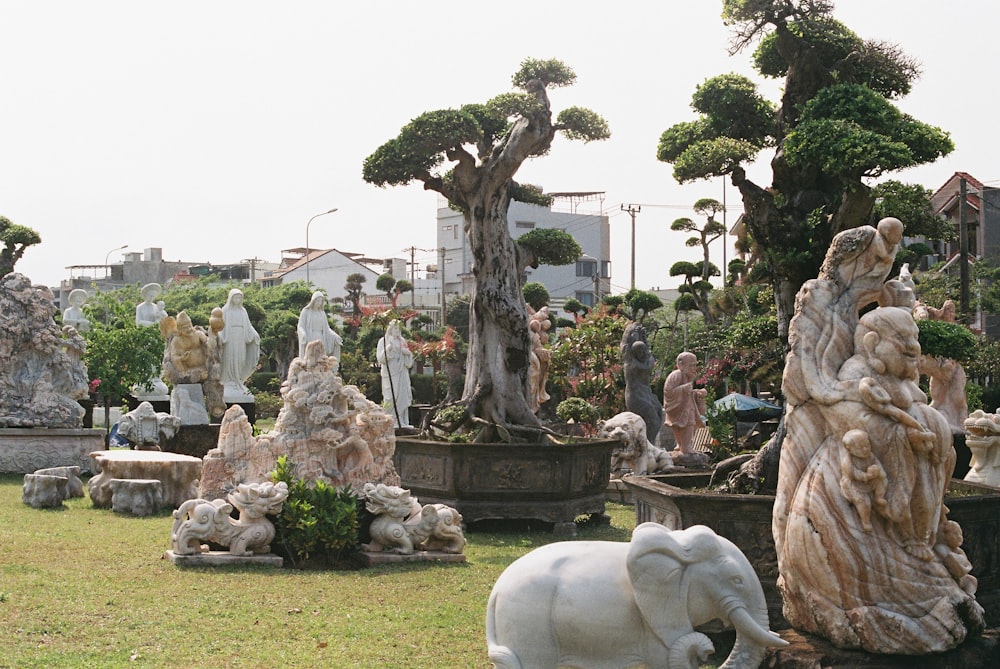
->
[376,319,413,427]
[133,283,170,398]
[218,288,260,401]
[297,291,343,369]
[62,289,91,333]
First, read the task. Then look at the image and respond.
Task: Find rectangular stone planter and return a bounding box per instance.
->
[0,427,104,474]
[624,474,1000,628]
[394,437,615,534]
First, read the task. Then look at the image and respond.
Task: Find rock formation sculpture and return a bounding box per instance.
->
[198,340,399,499]
[775,218,984,654]
[0,273,88,428]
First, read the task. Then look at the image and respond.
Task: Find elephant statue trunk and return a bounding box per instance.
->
[486,523,787,669]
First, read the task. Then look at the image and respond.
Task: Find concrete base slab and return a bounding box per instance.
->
[360,550,466,565]
[164,550,283,567]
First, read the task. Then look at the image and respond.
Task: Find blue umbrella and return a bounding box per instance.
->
[714,393,783,421]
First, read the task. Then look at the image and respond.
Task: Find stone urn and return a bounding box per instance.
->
[393,437,616,535]
[623,473,1000,628]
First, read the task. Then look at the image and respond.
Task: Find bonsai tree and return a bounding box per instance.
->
[364,58,609,435]
[376,273,413,308]
[344,273,367,320]
[522,281,550,312]
[0,215,41,276]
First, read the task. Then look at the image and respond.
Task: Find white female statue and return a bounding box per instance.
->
[376,319,413,427]
[218,288,260,400]
[133,283,169,397]
[297,291,343,370]
[62,289,91,333]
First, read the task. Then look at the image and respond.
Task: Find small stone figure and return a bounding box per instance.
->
[838,429,888,532]
[963,409,1000,487]
[219,288,261,400]
[297,290,343,368]
[597,411,673,477]
[117,401,181,450]
[663,352,708,456]
[135,283,165,327]
[171,481,289,557]
[361,482,466,555]
[621,322,663,445]
[527,304,552,413]
[376,319,413,427]
[61,288,91,332]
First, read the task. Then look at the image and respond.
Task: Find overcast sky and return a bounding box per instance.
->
[3,1,998,294]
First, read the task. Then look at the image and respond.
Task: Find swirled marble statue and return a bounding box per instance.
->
[171,481,289,556]
[160,310,225,423]
[219,289,260,401]
[297,291,343,370]
[621,322,663,445]
[775,218,984,654]
[527,304,552,413]
[376,319,413,427]
[361,482,466,555]
[663,351,710,467]
[487,523,787,669]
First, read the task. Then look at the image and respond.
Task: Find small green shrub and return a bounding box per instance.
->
[704,392,738,460]
[917,318,977,364]
[269,455,360,568]
[253,390,283,419]
[556,397,600,432]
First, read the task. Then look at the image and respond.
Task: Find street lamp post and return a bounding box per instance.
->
[305,208,338,284]
[104,244,128,279]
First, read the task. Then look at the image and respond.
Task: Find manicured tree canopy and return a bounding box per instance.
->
[363,59,609,432]
[0,215,41,277]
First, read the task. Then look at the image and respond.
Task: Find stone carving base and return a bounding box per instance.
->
[765,627,1000,668]
[163,550,283,567]
[22,474,69,508]
[109,478,163,516]
[0,428,103,473]
[360,550,466,565]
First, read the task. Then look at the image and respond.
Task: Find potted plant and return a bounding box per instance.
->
[363,59,615,533]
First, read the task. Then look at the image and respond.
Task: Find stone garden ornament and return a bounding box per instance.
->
[297,290,343,368]
[621,322,663,445]
[376,319,413,427]
[218,288,261,401]
[361,482,466,555]
[963,409,1000,487]
[775,218,985,654]
[597,411,673,477]
[662,351,710,467]
[171,481,289,557]
[486,523,787,669]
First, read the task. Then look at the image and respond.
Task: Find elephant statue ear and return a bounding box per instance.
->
[627,522,699,647]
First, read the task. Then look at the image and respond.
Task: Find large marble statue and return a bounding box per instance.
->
[197,340,399,499]
[160,310,225,422]
[621,322,663,445]
[133,283,169,398]
[0,273,88,428]
[963,409,1000,487]
[663,352,708,461]
[486,523,787,669]
[219,289,260,400]
[775,218,984,654]
[376,319,413,428]
[526,304,552,413]
[297,291,342,369]
[62,288,91,333]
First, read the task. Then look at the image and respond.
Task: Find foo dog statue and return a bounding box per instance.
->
[598,411,673,477]
[362,482,466,555]
[964,409,1000,487]
[171,481,289,556]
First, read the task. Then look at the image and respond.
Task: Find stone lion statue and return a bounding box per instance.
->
[171,481,289,557]
[361,483,466,555]
[598,411,673,477]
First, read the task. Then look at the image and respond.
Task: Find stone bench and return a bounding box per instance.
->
[109,478,163,516]
[88,450,201,510]
[22,473,69,508]
[33,465,84,498]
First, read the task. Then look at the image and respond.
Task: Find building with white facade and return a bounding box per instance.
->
[437,194,611,314]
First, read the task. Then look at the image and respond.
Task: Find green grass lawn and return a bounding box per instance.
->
[0,473,636,668]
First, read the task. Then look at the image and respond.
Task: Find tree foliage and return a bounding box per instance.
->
[0,215,42,277]
[522,282,550,311]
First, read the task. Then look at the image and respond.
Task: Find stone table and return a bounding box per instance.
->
[88,450,202,510]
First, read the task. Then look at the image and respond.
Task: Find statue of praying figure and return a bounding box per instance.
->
[376,319,413,428]
[218,288,261,401]
[297,291,343,371]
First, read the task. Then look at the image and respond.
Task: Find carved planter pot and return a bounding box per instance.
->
[624,473,1000,628]
[393,437,615,535]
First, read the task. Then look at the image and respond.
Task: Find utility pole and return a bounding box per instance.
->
[402,246,437,308]
[242,257,263,283]
[960,177,970,322]
[621,204,641,289]
[439,246,447,326]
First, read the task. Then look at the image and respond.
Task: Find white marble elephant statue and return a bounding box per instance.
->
[486,523,787,669]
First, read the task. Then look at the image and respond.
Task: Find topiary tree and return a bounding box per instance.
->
[522,282,550,311]
[0,215,42,277]
[376,273,413,308]
[364,58,609,434]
